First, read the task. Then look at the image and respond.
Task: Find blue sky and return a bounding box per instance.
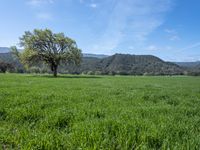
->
[0,0,199,61]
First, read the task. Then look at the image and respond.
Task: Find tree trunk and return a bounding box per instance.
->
[53,65,58,77]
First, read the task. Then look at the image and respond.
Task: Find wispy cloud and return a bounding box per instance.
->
[89,3,97,8]
[162,42,200,61]
[80,0,98,8]
[146,45,159,51]
[180,42,200,51]
[165,29,180,41]
[169,35,180,41]
[144,42,200,55]
[89,0,173,53]
[27,0,54,7]
[79,0,84,3]
[27,0,54,20]
[36,12,52,20]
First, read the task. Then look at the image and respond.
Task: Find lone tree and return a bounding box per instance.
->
[12,29,82,77]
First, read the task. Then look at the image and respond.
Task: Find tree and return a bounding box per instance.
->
[0,61,14,73]
[12,29,82,77]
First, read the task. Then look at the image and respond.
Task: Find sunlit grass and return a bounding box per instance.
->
[0,74,200,149]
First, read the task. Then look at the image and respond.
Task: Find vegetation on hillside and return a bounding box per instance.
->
[1,52,200,75]
[84,54,183,75]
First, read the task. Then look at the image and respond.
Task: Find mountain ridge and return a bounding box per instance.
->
[0,47,199,75]
[0,47,108,59]
[1,46,200,63]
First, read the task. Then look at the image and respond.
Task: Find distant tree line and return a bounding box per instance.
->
[1,53,200,76]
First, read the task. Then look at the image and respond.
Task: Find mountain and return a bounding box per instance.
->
[0,47,108,59]
[66,54,184,75]
[174,61,200,76]
[100,54,183,75]
[83,53,108,59]
[0,50,199,75]
[0,52,14,62]
[0,47,11,53]
[175,62,200,68]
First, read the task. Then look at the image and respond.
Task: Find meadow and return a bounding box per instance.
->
[0,74,200,149]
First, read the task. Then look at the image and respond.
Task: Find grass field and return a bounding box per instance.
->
[0,74,200,149]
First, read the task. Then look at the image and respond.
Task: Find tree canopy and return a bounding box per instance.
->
[12,29,82,77]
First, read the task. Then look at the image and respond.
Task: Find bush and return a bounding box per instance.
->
[16,68,25,73]
[108,71,116,76]
[95,71,102,75]
[40,68,49,74]
[29,67,41,74]
[87,71,95,75]
[0,61,14,73]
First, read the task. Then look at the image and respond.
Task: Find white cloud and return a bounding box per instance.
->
[36,12,52,20]
[27,0,54,7]
[180,42,200,51]
[89,0,173,53]
[162,42,200,61]
[165,28,180,41]
[89,3,97,8]
[145,45,173,51]
[80,0,98,8]
[146,45,159,51]
[27,0,54,20]
[165,29,176,34]
[169,35,180,41]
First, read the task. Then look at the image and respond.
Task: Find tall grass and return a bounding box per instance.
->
[0,74,200,149]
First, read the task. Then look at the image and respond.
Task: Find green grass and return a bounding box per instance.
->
[0,74,200,149]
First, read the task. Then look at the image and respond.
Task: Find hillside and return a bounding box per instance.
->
[0,47,10,53]
[99,54,183,75]
[0,52,14,62]
[175,62,200,68]
[67,54,184,75]
[0,52,185,75]
[0,50,199,75]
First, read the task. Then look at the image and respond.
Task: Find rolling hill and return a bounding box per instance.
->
[175,62,200,68]
[65,54,184,75]
[0,47,199,75]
